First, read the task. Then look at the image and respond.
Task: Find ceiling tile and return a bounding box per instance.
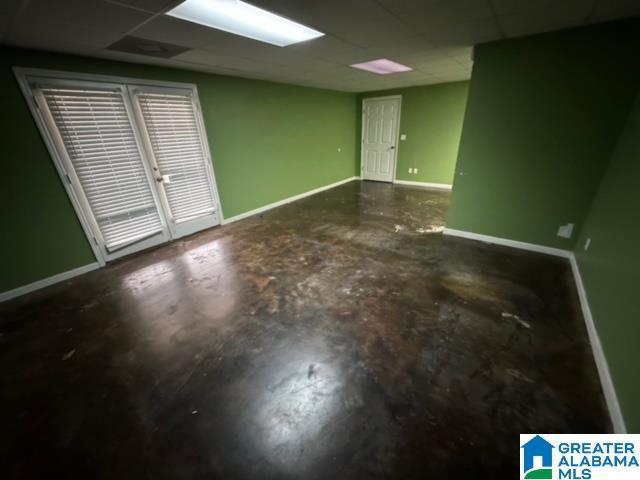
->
[364,35,435,57]
[490,0,575,15]
[400,16,502,46]
[397,0,496,27]
[499,0,594,37]
[6,0,152,52]
[14,0,152,35]
[324,16,421,48]
[287,34,364,59]
[0,0,23,37]
[587,0,640,22]
[250,0,391,27]
[433,71,471,82]
[131,15,224,48]
[103,0,180,13]
[174,49,273,72]
[376,0,441,14]
[4,0,639,92]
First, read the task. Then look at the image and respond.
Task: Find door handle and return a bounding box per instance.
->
[390,145,396,150]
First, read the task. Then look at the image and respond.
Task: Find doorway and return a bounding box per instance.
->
[361,95,401,183]
[17,69,221,265]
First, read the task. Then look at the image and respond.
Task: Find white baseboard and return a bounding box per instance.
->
[569,254,626,433]
[0,262,100,303]
[221,176,360,224]
[443,228,572,258]
[394,179,452,190]
[442,226,624,432]
[1,177,360,302]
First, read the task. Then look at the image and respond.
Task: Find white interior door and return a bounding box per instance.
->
[130,86,221,239]
[361,96,401,182]
[33,80,172,262]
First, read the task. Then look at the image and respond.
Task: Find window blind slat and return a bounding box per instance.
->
[41,86,164,251]
[136,91,216,224]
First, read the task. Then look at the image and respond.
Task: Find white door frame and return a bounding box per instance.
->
[127,84,222,239]
[14,67,224,265]
[29,77,173,264]
[360,95,402,183]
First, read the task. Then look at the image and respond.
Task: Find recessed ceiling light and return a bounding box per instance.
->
[166,0,324,47]
[350,59,413,75]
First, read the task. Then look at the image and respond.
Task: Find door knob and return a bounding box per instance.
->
[390,145,396,149]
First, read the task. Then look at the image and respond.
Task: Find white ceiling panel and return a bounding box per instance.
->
[399,15,503,46]
[433,71,472,83]
[8,0,153,38]
[1,0,638,92]
[287,34,366,59]
[499,0,595,37]
[132,15,225,48]
[396,0,496,27]
[104,0,181,13]
[173,48,273,72]
[490,0,581,15]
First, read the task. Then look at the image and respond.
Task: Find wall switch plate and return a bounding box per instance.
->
[337,147,341,152]
[400,134,407,141]
[584,238,591,251]
[414,168,418,174]
[408,168,412,173]
[557,223,574,239]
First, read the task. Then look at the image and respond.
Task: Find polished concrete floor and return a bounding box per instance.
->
[1,180,609,479]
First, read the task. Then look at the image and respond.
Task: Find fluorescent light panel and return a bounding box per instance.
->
[166,0,324,47]
[350,58,413,75]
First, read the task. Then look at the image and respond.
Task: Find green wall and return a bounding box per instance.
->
[446,19,640,249]
[359,81,469,185]
[0,47,358,293]
[575,89,640,433]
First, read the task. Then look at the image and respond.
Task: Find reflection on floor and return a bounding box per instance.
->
[0,180,609,479]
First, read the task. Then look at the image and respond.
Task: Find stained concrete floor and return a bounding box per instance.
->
[1,180,609,479]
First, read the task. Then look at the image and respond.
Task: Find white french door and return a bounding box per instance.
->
[361,96,401,183]
[23,72,221,264]
[129,86,220,238]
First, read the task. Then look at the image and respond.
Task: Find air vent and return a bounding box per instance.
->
[107,35,190,58]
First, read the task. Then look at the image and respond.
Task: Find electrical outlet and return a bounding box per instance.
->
[584,238,591,251]
[557,223,574,239]
[337,147,341,152]
[400,134,407,141]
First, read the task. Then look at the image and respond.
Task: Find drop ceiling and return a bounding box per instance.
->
[2,0,639,92]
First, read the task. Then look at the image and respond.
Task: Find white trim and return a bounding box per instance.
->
[13,67,199,91]
[0,262,100,303]
[0,178,359,302]
[13,67,224,263]
[443,228,572,258]
[569,254,626,433]
[360,95,402,183]
[127,84,223,237]
[14,70,108,266]
[442,226,625,432]
[222,177,360,224]
[394,180,452,191]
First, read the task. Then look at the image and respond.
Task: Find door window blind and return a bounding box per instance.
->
[135,91,216,223]
[40,86,164,251]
